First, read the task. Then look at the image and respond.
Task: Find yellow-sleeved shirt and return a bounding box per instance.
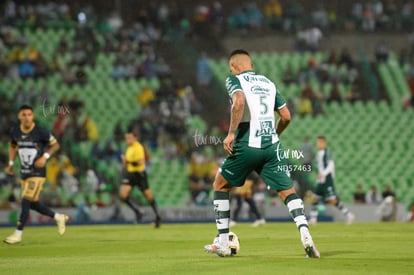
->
[125,141,145,172]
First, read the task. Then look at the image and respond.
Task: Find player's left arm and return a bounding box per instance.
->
[34,134,60,168]
[321,160,334,177]
[224,90,245,155]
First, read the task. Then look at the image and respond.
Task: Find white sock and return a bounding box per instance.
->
[299,226,310,237]
[15,230,23,237]
[286,198,309,229]
[214,199,229,247]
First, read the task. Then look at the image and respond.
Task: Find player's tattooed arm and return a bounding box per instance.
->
[35,140,60,168]
[224,91,245,155]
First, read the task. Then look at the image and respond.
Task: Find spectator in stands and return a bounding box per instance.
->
[101,139,121,161]
[353,184,366,204]
[79,115,99,141]
[375,41,389,62]
[57,37,69,55]
[154,57,171,78]
[366,185,382,204]
[297,92,313,116]
[61,65,77,85]
[0,93,14,142]
[75,65,88,85]
[362,4,376,31]
[284,1,303,32]
[301,83,324,115]
[399,48,411,67]
[137,85,155,107]
[346,84,362,103]
[68,94,83,114]
[305,25,323,52]
[210,1,225,36]
[13,85,27,109]
[352,2,363,21]
[188,151,209,205]
[327,82,343,104]
[113,121,124,143]
[18,47,35,78]
[406,67,414,107]
[52,112,69,141]
[263,0,283,29]
[39,85,51,103]
[339,47,354,69]
[283,66,296,85]
[111,58,125,80]
[46,155,61,189]
[312,4,329,30]
[246,2,264,30]
[327,50,338,65]
[382,184,396,199]
[196,52,212,87]
[49,54,63,74]
[228,7,249,31]
[70,42,88,67]
[402,1,414,30]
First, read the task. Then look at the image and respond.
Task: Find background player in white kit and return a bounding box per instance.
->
[309,136,355,225]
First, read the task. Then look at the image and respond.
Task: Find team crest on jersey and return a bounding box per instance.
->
[255,121,276,137]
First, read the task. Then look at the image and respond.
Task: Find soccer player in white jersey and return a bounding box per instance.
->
[204,49,320,258]
[309,136,355,225]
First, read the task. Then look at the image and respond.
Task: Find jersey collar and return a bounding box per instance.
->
[237,70,255,75]
[20,123,35,134]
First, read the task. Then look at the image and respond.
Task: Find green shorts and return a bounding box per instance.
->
[220,141,293,191]
[313,176,337,201]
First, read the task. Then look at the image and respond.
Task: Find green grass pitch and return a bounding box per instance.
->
[1,222,413,274]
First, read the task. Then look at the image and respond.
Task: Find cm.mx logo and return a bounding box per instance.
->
[275,143,304,162]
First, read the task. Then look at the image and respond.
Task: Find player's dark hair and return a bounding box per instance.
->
[229,49,250,59]
[317,136,326,141]
[126,127,137,137]
[19,104,33,112]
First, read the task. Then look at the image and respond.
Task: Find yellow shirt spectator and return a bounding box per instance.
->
[137,86,155,107]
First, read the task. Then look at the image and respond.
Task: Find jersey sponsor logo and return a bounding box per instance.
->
[255,121,276,137]
[250,85,270,95]
[243,75,270,84]
[17,141,35,146]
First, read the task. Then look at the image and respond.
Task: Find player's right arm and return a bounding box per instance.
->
[274,89,291,136]
[224,91,245,155]
[224,75,245,155]
[5,143,18,175]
